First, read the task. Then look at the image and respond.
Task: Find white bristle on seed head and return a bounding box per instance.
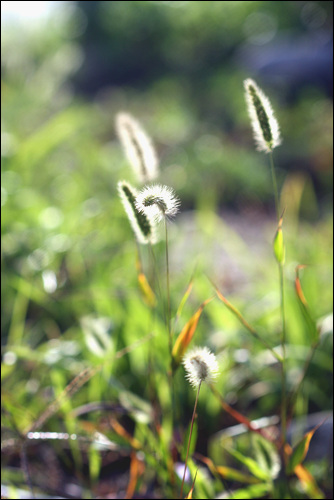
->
[183,346,219,389]
[244,78,281,153]
[135,184,180,223]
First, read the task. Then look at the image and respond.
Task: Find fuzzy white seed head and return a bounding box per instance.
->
[244,78,281,153]
[135,184,180,223]
[116,112,159,183]
[118,180,157,244]
[183,346,219,389]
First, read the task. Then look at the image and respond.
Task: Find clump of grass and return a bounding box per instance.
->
[2,82,330,500]
[114,87,328,498]
[244,77,288,456]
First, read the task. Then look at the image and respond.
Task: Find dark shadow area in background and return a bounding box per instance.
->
[73,1,333,100]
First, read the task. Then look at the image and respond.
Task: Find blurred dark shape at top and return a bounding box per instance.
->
[72,1,333,103]
[72,1,171,93]
[237,32,333,102]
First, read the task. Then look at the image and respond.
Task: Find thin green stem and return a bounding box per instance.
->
[180,382,201,499]
[279,262,287,446]
[269,152,287,454]
[165,220,172,357]
[269,152,280,222]
[148,242,163,307]
[165,220,176,446]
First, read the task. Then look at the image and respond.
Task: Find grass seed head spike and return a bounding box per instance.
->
[118,180,157,244]
[135,184,180,223]
[183,346,219,389]
[116,112,159,183]
[244,78,281,153]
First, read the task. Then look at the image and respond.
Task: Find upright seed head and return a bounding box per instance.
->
[117,180,157,244]
[116,112,159,183]
[135,184,180,223]
[244,78,281,153]
[183,346,219,389]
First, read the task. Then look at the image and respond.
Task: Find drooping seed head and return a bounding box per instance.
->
[244,78,281,153]
[183,346,219,389]
[116,112,159,183]
[135,184,180,223]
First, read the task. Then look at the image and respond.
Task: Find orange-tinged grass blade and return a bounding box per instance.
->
[126,451,145,499]
[136,251,157,308]
[215,465,262,484]
[138,272,157,308]
[108,417,141,450]
[295,265,308,306]
[294,464,325,499]
[214,285,282,362]
[172,297,214,366]
[210,385,276,442]
[284,443,325,499]
[286,419,326,474]
[197,454,261,484]
[185,469,198,499]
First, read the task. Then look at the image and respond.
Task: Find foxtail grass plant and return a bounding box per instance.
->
[244,78,288,460]
[135,184,180,353]
[114,92,326,498]
[135,183,181,435]
[180,347,219,498]
[117,114,181,460]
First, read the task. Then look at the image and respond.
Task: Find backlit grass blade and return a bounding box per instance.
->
[174,277,194,330]
[286,419,325,474]
[137,272,157,308]
[172,297,213,367]
[125,451,145,499]
[273,210,285,265]
[223,447,271,481]
[108,417,142,450]
[185,469,198,499]
[214,285,282,362]
[197,454,261,484]
[25,366,99,435]
[293,464,325,499]
[210,385,276,442]
[285,442,325,498]
[24,334,154,435]
[295,265,319,343]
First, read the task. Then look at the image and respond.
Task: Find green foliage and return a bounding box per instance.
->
[1,2,333,499]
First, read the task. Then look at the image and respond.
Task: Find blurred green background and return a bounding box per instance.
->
[1,1,333,497]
